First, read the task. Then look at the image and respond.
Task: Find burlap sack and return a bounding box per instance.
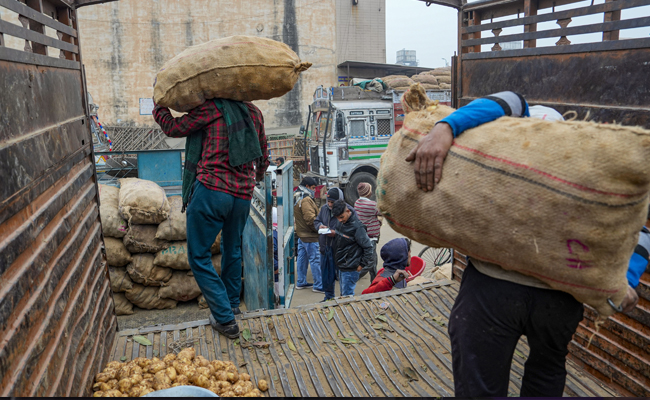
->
[154,241,190,270]
[154,35,312,112]
[126,284,178,310]
[412,74,438,85]
[421,84,440,90]
[123,224,170,254]
[381,75,409,82]
[127,254,173,287]
[391,87,411,92]
[113,293,134,316]
[109,266,134,293]
[436,75,451,84]
[427,67,451,76]
[155,196,185,240]
[377,83,650,317]
[439,83,451,89]
[387,78,414,89]
[105,237,132,267]
[210,232,222,255]
[158,271,202,302]
[212,254,222,275]
[118,178,170,224]
[99,184,128,238]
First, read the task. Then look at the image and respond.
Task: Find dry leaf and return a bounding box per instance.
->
[287,341,297,352]
[242,328,252,342]
[327,308,335,321]
[133,336,152,346]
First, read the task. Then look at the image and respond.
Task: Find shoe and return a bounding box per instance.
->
[312,287,325,294]
[296,283,314,290]
[232,307,242,316]
[209,314,240,339]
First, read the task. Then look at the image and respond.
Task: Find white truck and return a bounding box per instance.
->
[304,85,451,203]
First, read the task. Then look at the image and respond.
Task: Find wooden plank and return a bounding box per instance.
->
[523,0,537,48]
[0,45,79,68]
[603,0,622,41]
[461,37,650,59]
[0,19,77,52]
[0,0,76,37]
[462,15,650,46]
[462,0,650,33]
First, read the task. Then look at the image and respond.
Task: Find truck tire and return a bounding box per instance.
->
[345,171,377,204]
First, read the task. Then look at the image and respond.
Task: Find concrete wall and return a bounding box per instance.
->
[77,0,340,128]
[336,0,386,65]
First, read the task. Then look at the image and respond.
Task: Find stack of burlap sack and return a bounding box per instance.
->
[381,67,451,91]
[101,178,222,315]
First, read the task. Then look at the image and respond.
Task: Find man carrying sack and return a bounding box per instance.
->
[406,92,646,396]
[154,99,269,339]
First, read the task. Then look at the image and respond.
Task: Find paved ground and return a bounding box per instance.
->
[290,222,426,306]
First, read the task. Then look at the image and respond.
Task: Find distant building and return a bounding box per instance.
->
[502,41,524,50]
[396,49,418,67]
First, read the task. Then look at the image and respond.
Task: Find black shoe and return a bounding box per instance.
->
[232,307,242,315]
[209,314,240,339]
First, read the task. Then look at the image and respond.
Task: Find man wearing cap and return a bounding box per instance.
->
[314,187,355,301]
[294,177,323,292]
[354,182,382,282]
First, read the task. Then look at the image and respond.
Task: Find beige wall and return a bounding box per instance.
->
[77,0,340,128]
[336,0,386,65]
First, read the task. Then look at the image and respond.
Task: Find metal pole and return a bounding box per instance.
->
[304,105,311,172]
[322,101,332,180]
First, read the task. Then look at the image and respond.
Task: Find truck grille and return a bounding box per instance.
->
[377,119,391,136]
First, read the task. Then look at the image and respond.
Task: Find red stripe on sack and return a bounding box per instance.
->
[402,125,426,136]
[452,143,643,199]
[384,215,620,294]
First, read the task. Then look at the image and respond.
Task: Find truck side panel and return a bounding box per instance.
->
[0,1,115,396]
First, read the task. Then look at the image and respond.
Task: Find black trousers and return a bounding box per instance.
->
[448,262,584,396]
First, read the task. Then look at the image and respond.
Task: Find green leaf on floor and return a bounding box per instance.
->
[120,356,127,362]
[403,366,419,381]
[515,350,527,359]
[288,340,297,352]
[375,315,388,323]
[371,323,383,330]
[327,308,335,321]
[340,337,359,345]
[133,336,152,346]
[421,312,431,319]
[242,328,252,342]
[233,339,240,346]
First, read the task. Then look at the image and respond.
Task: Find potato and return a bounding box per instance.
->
[208,382,220,394]
[258,379,268,392]
[233,385,247,396]
[141,378,155,389]
[215,371,228,382]
[131,365,143,376]
[211,360,225,371]
[225,364,238,373]
[165,366,177,381]
[133,357,152,369]
[243,381,254,393]
[141,388,155,396]
[95,372,111,383]
[222,390,235,397]
[193,355,210,367]
[117,378,132,392]
[131,374,143,385]
[163,354,176,365]
[226,371,239,383]
[106,361,122,370]
[128,386,145,397]
[177,348,195,360]
[175,375,189,386]
[240,373,251,381]
[196,367,210,377]
[218,381,232,394]
[143,373,153,379]
[190,373,210,388]
[154,370,172,389]
[101,389,123,397]
[93,391,104,397]
[148,360,166,374]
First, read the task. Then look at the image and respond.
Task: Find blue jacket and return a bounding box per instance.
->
[442,92,648,288]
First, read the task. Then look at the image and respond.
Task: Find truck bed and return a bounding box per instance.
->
[110,281,617,397]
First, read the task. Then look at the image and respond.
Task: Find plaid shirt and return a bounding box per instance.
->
[153,101,269,200]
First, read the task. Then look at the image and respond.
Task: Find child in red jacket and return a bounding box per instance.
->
[362,238,412,294]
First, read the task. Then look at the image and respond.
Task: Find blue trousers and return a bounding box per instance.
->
[340,270,360,296]
[187,181,250,324]
[320,247,336,300]
[297,239,322,289]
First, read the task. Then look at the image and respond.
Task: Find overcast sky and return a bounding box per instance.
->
[385,0,650,69]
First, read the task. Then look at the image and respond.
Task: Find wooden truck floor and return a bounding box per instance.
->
[110,280,617,397]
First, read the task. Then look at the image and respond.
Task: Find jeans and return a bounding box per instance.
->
[297,239,322,289]
[340,270,360,296]
[187,180,251,325]
[320,247,336,300]
[448,262,584,396]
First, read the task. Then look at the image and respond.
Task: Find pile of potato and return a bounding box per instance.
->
[92,347,266,397]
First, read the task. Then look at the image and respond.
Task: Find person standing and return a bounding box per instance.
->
[354,182,381,282]
[331,199,374,296]
[406,92,643,396]
[154,98,269,339]
[314,187,355,301]
[294,177,323,292]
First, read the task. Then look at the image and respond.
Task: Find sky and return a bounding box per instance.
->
[385,0,650,69]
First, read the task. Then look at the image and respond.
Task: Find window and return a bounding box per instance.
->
[349,120,366,137]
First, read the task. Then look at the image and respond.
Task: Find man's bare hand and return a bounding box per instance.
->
[255,170,265,183]
[621,286,639,313]
[326,229,336,237]
[357,265,363,272]
[405,122,453,192]
[393,270,409,283]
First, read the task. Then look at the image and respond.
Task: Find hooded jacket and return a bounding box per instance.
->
[334,212,374,272]
[293,186,319,242]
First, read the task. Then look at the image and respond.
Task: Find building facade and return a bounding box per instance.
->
[77,0,386,129]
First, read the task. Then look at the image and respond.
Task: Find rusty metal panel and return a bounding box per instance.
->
[459,49,650,128]
[451,251,650,396]
[0,0,116,396]
[110,282,616,397]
